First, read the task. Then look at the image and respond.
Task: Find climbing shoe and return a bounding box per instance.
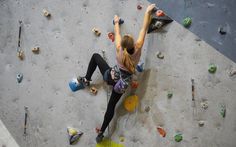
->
[77,76,90,86]
[96,133,104,143]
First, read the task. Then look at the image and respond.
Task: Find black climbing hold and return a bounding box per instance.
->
[218,26,227,35]
[147,14,173,33]
[113,18,124,25]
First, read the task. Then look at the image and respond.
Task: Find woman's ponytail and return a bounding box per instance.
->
[122,48,135,74]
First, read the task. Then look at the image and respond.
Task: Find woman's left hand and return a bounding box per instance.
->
[114,15,120,24]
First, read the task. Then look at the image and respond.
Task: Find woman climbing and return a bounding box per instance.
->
[78,4,156,143]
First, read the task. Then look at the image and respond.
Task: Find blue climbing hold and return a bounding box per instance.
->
[17,73,23,83]
[136,62,144,72]
[69,78,85,92]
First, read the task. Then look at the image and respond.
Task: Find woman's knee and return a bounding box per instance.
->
[92,53,101,59]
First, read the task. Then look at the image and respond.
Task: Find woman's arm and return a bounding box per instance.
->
[136,4,156,50]
[114,15,122,53]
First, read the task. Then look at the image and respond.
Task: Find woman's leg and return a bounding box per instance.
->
[100,89,122,133]
[85,53,110,81]
[96,89,122,143]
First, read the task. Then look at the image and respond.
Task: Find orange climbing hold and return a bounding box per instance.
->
[156,10,165,17]
[157,126,166,137]
[124,95,139,112]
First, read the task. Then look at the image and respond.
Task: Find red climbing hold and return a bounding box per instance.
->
[108,32,115,42]
[95,127,101,134]
[131,81,139,89]
[156,10,165,17]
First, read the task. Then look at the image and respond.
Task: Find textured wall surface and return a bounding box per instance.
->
[0,120,20,147]
[0,0,236,147]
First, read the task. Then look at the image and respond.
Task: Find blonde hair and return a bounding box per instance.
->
[121,35,135,74]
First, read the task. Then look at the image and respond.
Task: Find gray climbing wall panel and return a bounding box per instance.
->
[149,0,236,63]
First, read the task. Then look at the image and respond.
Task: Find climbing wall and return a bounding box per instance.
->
[0,0,236,147]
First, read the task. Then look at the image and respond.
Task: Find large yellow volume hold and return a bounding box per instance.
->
[124,95,139,112]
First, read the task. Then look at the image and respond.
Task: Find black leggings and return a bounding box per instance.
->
[85,53,123,133]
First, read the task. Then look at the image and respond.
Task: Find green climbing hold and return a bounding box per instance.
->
[208,64,217,74]
[220,104,226,118]
[174,133,183,142]
[167,91,173,98]
[182,17,192,27]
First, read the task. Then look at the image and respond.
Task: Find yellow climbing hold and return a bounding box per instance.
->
[96,139,124,147]
[119,136,125,142]
[124,95,139,112]
[67,127,78,136]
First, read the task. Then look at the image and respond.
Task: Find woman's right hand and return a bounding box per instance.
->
[114,15,120,24]
[146,4,156,14]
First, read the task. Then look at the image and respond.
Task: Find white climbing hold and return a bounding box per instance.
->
[156,51,164,59]
[32,47,40,54]
[200,102,208,110]
[43,9,51,17]
[198,120,204,127]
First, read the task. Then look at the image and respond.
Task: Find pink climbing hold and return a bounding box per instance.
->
[108,32,115,42]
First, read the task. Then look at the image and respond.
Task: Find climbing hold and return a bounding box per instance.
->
[152,7,158,13]
[136,62,144,72]
[219,104,226,118]
[92,28,101,36]
[182,17,192,28]
[17,50,24,60]
[198,120,205,127]
[156,10,165,17]
[167,91,173,99]
[156,51,164,59]
[69,78,85,92]
[218,26,227,35]
[208,64,217,74]
[174,133,183,142]
[200,102,208,110]
[131,80,139,89]
[43,9,51,17]
[195,38,201,41]
[67,127,83,145]
[148,9,173,33]
[119,136,125,142]
[67,127,78,136]
[229,70,236,77]
[90,86,98,95]
[124,95,139,112]
[144,106,150,112]
[157,126,166,137]
[108,32,115,42]
[17,73,23,83]
[95,127,101,134]
[113,18,124,25]
[137,5,142,10]
[32,47,40,54]
[96,139,124,147]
